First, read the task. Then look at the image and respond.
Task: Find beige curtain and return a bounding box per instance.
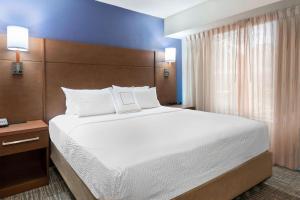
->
[184,5,300,169]
[273,6,300,169]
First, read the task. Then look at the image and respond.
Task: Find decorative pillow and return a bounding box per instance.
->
[61,87,115,115]
[111,86,141,114]
[134,87,161,109]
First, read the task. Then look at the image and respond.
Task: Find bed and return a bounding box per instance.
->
[49,106,271,200]
[44,39,272,200]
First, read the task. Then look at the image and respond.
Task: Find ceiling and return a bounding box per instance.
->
[96,0,209,18]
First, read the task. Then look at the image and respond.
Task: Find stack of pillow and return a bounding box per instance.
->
[62,85,161,117]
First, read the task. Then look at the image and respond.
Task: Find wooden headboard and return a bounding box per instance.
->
[0,34,177,123]
[44,39,155,120]
[0,34,44,123]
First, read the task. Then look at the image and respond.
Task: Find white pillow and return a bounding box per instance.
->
[111,87,141,114]
[62,87,89,115]
[61,87,115,116]
[134,87,161,109]
[77,92,116,117]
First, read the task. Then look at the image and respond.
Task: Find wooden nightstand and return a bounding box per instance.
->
[0,120,49,198]
[167,104,196,110]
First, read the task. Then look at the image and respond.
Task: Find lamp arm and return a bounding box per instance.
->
[16,50,20,63]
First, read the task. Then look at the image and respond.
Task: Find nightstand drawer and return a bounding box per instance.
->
[0,131,48,156]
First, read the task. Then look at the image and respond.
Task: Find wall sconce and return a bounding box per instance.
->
[163,48,176,78]
[7,26,29,75]
[165,48,176,63]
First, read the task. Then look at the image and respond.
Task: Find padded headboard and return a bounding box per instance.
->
[44,39,155,121]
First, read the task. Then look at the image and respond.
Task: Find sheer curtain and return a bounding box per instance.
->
[183,6,300,169]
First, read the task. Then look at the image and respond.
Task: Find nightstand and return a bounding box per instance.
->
[0,120,49,198]
[167,104,196,110]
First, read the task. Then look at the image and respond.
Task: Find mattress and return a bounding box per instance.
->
[49,106,269,200]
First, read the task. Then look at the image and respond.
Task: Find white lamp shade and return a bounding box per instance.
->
[165,48,176,62]
[7,26,29,51]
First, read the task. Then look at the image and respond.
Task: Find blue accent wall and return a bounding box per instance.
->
[0,0,182,103]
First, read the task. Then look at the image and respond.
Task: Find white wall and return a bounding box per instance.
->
[165,0,300,38]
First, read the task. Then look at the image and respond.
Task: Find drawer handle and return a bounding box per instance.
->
[2,137,40,146]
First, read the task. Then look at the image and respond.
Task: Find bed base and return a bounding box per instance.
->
[51,142,272,200]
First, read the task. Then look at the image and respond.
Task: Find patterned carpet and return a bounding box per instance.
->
[2,166,300,200]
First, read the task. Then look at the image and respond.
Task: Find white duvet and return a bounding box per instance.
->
[49,107,269,200]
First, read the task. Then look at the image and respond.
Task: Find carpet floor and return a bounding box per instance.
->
[2,166,300,200]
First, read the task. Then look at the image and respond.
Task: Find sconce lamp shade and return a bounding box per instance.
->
[165,48,176,62]
[7,26,29,52]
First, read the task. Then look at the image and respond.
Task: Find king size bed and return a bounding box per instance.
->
[44,38,272,200]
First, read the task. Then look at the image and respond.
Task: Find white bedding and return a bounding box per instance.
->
[49,107,269,200]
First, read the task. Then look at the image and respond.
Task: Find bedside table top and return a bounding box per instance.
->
[168,104,184,108]
[167,104,195,109]
[0,120,48,136]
